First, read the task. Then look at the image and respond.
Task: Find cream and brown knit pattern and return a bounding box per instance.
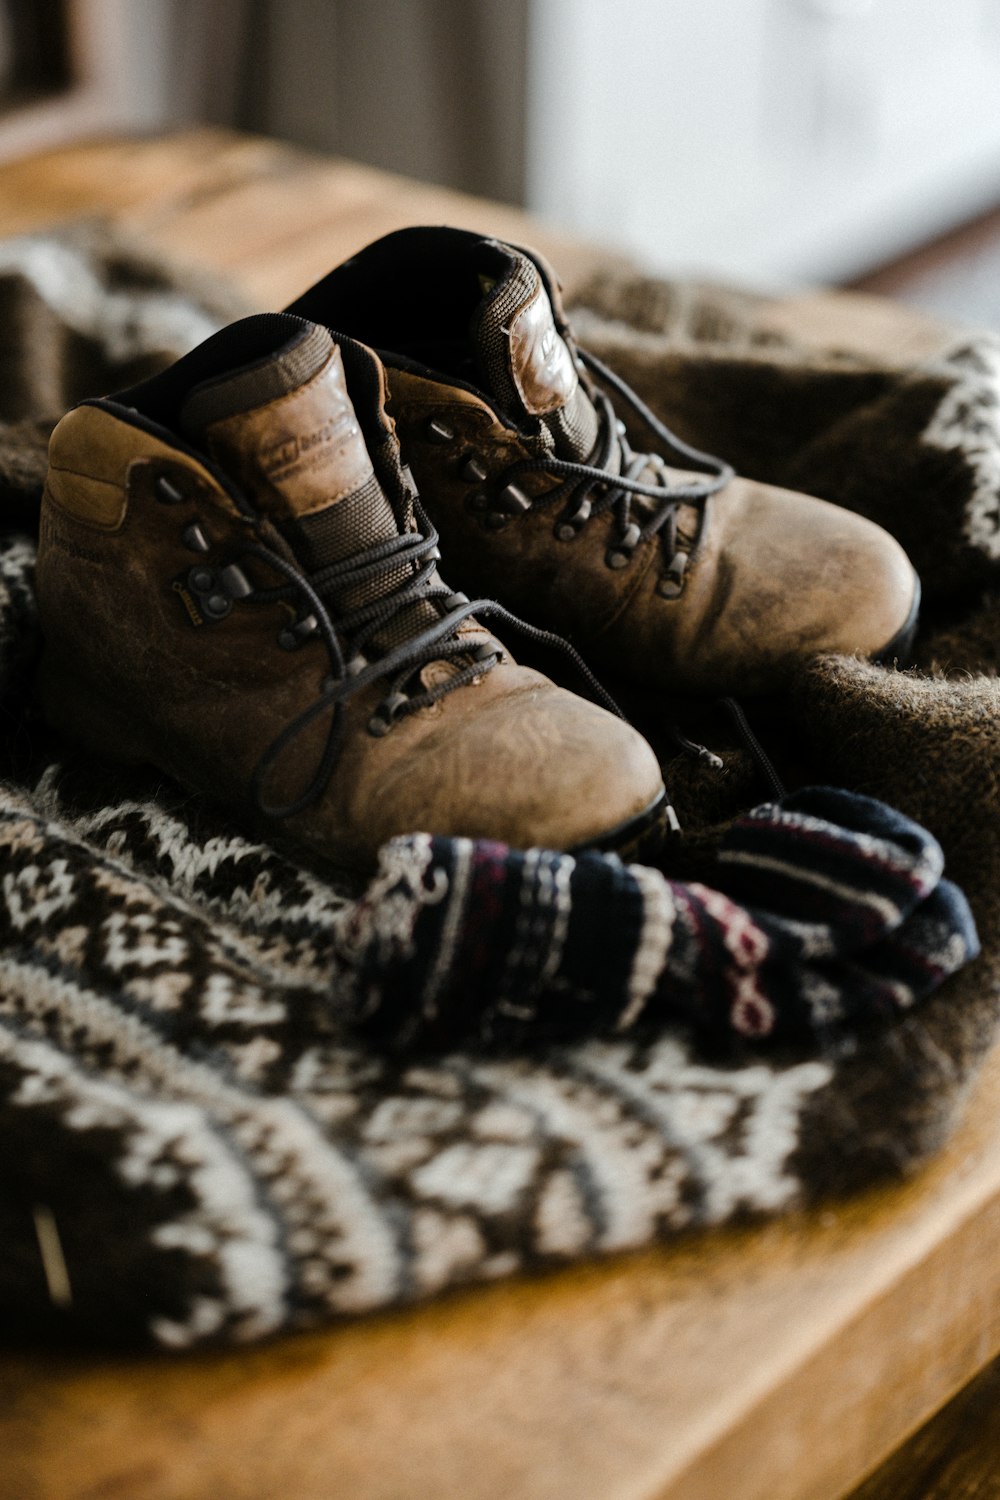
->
[0,228,996,1350]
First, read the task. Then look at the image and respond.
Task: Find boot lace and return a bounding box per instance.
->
[483,349,786,799]
[493,347,734,577]
[237,498,624,819]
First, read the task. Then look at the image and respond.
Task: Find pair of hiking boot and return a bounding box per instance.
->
[34,228,919,869]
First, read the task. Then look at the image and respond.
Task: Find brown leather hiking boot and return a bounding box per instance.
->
[35,313,666,869]
[288,228,920,699]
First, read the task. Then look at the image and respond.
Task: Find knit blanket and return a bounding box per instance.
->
[0,229,996,1351]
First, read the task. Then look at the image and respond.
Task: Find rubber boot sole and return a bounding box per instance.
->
[37,647,673,870]
[873,570,921,667]
[569,788,671,863]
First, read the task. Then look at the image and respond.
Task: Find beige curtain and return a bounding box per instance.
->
[165,0,530,206]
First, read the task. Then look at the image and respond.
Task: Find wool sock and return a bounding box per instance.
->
[342,787,978,1050]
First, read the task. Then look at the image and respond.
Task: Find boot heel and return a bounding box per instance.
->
[36,648,152,765]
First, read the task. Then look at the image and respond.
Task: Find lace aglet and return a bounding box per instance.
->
[32,1202,73,1309]
[674,729,725,771]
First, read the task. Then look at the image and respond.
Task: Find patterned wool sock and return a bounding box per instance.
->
[340,788,979,1049]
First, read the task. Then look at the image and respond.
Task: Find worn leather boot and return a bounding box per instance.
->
[35,313,666,869]
[289,228,920,698]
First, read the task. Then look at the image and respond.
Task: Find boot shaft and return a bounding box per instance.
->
[36,310,667,866]
[36,314,483,846]
[288,227,919,695]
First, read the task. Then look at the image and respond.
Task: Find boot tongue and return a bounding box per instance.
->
[180,324,448,658]
[180,324,485,670]
[472,246,601,464]
[179,323,401,571]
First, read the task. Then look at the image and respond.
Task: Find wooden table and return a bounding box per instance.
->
[1,129,997,1500]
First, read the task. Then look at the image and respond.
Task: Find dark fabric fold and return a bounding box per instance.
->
[0,226,995,1350]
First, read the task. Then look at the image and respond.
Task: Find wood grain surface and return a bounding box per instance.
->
[0,128,626,307]
[4,1038,1000,1500]
[0,130,994,1500]
[850,1354,1000,1500]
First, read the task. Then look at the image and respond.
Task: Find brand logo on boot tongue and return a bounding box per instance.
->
[508,286,577,416]
[215,348,376,514]
[259,407,356,478]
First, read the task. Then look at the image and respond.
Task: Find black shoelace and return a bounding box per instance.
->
[495,347,735,575]
[485,346,786,800]
[239,499,626,819]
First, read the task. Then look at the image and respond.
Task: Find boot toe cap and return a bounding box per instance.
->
[818,513,919,662]
[368,674,665,855]
[678,481,921,694]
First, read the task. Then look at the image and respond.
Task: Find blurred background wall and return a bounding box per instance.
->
[4,0,1000,310]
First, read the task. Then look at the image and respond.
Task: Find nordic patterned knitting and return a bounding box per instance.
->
[0,228,996,1350]
[346,791,976,1052]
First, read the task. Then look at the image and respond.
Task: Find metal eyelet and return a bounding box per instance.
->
[219,563,253,598]
[605,522,642,570]
[460,455,487,483]
[657,551,690,599]
[554,496,592,542]
[496,482,532,515]
[189,566,214,594]
[424,418,454,444]
[176,562,246,627]
[368,691,408,737]
[155,474,185,505]
[277,613,319,650]
[471,483,529,528]
[182,523,209,553]
[174,565,231,625]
